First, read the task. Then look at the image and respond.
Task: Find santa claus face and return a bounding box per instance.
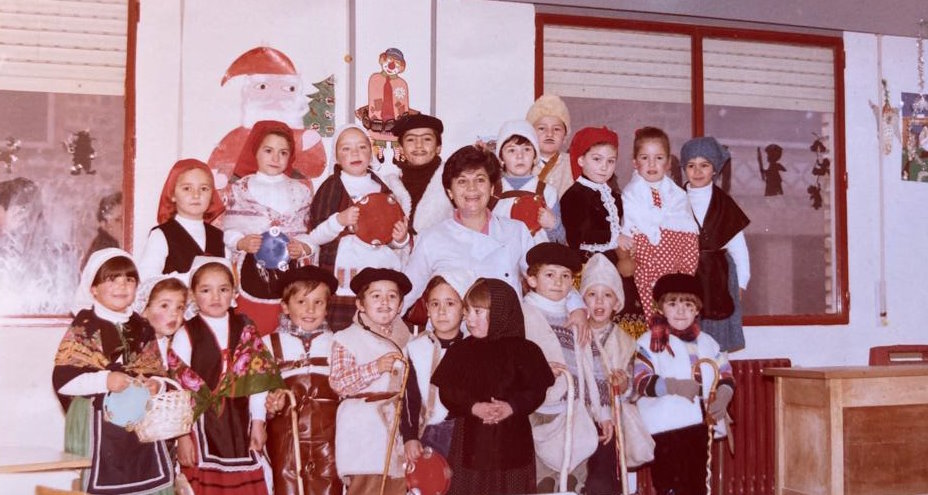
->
[241,74,308,128]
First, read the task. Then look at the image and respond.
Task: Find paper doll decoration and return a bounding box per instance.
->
[356,48,414,163]
[869,79,901,155]
[757,144,785,196]
[64,129,96,175]
[306,75,335,138]
[806,184,823,210]
[0,137,21,174]
[810,134,831,177]
[207,46,326,195]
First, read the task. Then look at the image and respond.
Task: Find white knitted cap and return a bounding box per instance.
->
[579,253,625,312]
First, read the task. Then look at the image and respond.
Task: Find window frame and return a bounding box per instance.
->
[535,13,849,326]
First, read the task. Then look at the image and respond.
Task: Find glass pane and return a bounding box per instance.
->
[703,39,838,317]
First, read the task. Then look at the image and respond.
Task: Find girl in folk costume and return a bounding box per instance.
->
[262,266,342,495]
[633,274,734,495]
[620,127,700,320]
[307,124,411,331]
[431,278,555,495]
[401,269,475,462]
[223,120,317,336]
[137,159,226,281]
[136,275,189,369]
[169,256,284,495]
[680,137,751,352]
[527,94,575,198]
[52,248,174,494]
[492,119,565,244]
[579,254,645,495]
[329,268,413,495]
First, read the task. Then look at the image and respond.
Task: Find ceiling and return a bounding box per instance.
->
[502,0,928,38]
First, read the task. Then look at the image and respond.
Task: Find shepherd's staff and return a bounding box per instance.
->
[283,389,306,495]
[379,356,410,495]
[693,358,720,495]
[592,336,629,495]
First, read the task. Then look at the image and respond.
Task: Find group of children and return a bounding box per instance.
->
[52,93,751,495]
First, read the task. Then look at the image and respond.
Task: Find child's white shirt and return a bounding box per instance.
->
[138,215,221,280]
[172,313,266,421]
[261,328,334,379]
[621,171,699,245]
[686,183,751,288]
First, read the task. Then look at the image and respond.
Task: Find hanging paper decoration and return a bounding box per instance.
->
[869,79,901,155]
[305,75,335,138]
[0,136,21,174]
[355,48,417,163]
[63,129,96,175]
[806,134,830,210]
[756,144,786,196]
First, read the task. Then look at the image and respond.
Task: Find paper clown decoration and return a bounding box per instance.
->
[356,48,415,163]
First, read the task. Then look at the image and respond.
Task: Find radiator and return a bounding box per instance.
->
[635,358,792,495]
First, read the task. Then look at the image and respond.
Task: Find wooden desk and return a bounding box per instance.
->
[0,446,90,474]
[765,365,928,495]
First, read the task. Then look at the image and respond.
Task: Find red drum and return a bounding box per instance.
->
[354,192,405,246]
[406,447,452,495]
[510,194,547,235]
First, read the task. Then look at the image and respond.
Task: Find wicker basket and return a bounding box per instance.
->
[132,378,194,443]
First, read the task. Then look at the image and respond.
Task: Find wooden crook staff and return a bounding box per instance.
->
[284,389,305,495]
[592,335,629,495]
[380,357,410,495]
[693,358,720,495]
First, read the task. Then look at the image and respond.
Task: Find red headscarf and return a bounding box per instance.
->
[232,120,297,178]
[157,159,225,224]
[568,126,619,180]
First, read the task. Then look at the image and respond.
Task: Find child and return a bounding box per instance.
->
[307,124,411,331]
[329,267,413,495]
[526,94,575,197]
[223,120,317,335]
[633,273,734,495]
[138,159,226,281]
[169,256,284,495]
[52,248,174,494]
[401,269,475,463]
[681,137,750,352]
[263,265,342,495]
[579,253,642,495]
[431,278,554,495]
[620,127,699,319]
[521,242,599,492]
[136,275,189,367]
[492,119,565,244]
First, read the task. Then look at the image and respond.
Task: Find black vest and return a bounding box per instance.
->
[155,219,224,274]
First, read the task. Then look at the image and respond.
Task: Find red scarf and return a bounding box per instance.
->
[648,314,700,357]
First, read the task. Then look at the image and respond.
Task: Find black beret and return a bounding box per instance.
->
[526,242,583,273]
[652,273,703,302]
[391,114,444,139]
[349,267,412,297]
[276,265,338,298]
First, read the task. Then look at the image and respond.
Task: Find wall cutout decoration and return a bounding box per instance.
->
[355,48,416,163]
[901,92,928,182]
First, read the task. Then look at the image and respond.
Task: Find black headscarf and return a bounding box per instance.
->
[482,278,524,341]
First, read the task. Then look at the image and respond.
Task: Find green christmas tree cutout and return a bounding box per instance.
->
[305,74,335,137]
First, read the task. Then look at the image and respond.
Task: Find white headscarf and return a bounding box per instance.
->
[73,247,136,315]
[133,274,188,314]
[186,256,236,318]
[429,268,477,301]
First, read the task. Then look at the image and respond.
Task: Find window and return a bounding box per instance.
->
[538,15,848,325]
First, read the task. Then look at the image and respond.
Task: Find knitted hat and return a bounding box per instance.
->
[579,253,625,313]
[495,119,541,167]
[526,94,571,134]
[568,126,619,180]
[680,137,730,173]
[526,242,583,273]
[221,46,297,85]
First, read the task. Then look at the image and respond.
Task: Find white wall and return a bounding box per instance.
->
[1,4,926,491]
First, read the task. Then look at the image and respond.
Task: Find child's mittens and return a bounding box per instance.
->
[708,385,733,421]
[663,377,700,401]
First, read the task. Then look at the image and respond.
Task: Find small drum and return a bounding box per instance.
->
[256,227,290,271]
[354,192,405,246]
[103,382,151,428]
[510,194,547,235]
[406,447,452,495]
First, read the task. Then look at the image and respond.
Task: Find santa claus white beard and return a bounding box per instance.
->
[241,99,308,129]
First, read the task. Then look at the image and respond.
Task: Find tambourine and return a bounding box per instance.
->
[405,447,452,495]
[103,382,151,428]
[510,194,547,235]
[256,226,290,271]
[354,192,405,246]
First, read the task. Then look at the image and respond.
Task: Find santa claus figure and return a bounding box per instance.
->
[356,48,412,163]
[208,46,327,195]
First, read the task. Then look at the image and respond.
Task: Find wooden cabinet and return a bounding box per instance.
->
[765,365,928,495]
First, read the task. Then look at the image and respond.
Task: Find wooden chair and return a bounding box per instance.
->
[869,344,928,365]
[35,486,88,495]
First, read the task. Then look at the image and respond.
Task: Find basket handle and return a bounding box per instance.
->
[151,376,183,393]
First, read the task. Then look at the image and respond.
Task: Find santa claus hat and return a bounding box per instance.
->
[221,46,298,86]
